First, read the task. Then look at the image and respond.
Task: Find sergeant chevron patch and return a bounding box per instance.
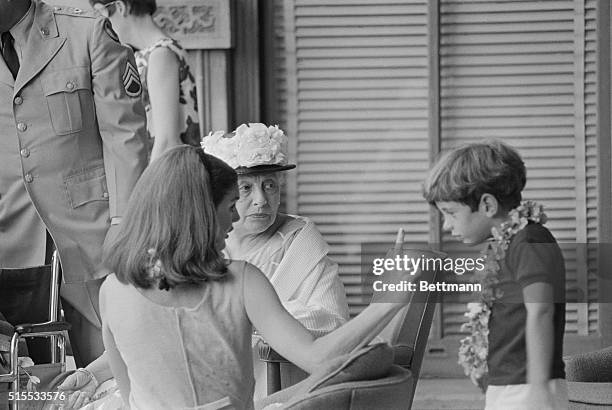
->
[123,61,142,97]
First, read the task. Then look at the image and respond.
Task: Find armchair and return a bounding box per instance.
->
[565,346,612,409]
[255,343,413,410]
[258,246,443,409]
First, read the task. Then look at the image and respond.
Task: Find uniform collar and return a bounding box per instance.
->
[11,0,64,94]
[32,0,60,40]
[9,1,35,51]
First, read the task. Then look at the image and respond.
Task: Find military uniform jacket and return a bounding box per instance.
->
[0,1,148,284]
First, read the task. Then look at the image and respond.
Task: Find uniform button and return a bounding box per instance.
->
[20,148,30,158]
[66,82,75,90]
[53,6,61,11]
[17,122,27,132]
[73,8,82,14]
[25,173,33,183]
[102,192,109,198]
[40,28,49,36]
[14,96,23,105]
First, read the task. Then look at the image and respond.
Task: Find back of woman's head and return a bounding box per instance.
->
[90,0,156,16]
[104,145,237,289]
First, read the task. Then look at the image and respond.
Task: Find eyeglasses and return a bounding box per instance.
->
[93,1,119,18]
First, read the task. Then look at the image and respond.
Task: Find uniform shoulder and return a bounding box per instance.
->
[51,4,96,19]
[49,5,123,48]
[48,4,104,38]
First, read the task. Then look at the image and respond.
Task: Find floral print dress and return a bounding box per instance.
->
[134,38,200,149]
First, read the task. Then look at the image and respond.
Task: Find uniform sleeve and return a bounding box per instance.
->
[282,256,350,337]
[89,17,148,220]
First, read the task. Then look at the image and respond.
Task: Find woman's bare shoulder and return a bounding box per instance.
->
[147,46,180,72]
[226,259,263,274]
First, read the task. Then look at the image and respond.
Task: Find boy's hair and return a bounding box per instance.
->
[104,145,237,289]
[423,140,526,212]
[90,0,156,17]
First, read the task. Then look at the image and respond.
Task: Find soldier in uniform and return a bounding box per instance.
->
[0,0,148,367]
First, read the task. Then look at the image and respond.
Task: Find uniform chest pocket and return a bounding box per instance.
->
[41,67,94,135]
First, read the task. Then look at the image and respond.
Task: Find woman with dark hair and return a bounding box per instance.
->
[59,145,413,410]
[90,0,200,161]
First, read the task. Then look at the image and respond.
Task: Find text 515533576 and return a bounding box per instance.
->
[8,391,66,401]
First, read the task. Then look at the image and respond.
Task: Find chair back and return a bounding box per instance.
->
[0,251,65,409]
[0,265,52,326]
[376,247,444,408]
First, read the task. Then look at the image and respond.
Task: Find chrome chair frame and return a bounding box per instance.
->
[0,251,71,410]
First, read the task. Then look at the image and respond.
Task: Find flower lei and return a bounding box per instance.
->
[458,201,547,392]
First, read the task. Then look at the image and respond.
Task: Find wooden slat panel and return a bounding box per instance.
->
[441,43,574,54]
[297,0,421,4]
[281,0,431,311]
[298,130,429,141]
[296,25,427,37]
[584,0,599,333]
[266,0,604,371]
[441,85,574,97]
[441,1,572,13]
[295,4,426,16]
[573,0,588,335]
[440,33,574,45]
[439,0,589,337]
[442,22,575,34]
[298,47,427,58]
[296,16,426,27]
[297,162,429,173]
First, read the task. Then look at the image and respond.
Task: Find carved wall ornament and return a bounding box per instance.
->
[154,0,232,49]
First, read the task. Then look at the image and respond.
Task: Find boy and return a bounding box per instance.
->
[423,140,567,409]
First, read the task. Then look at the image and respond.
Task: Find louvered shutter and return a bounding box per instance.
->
[264,0,606,375]
[272,0,431,315]
[438,0,598,345]
[584,0,600,335]
[265,0,289,128]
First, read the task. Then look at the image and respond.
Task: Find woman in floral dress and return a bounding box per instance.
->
[91,0,200,161]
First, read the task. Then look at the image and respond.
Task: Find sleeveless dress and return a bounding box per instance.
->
[134,38,200,149]
[99,261,255,410]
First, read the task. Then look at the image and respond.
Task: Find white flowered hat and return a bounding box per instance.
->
[201,123,296,175]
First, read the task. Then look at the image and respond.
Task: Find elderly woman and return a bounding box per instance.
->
[202,123,350,395]
[202,123,349,335]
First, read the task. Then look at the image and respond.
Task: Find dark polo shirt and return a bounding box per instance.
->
[487,222,566,385]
